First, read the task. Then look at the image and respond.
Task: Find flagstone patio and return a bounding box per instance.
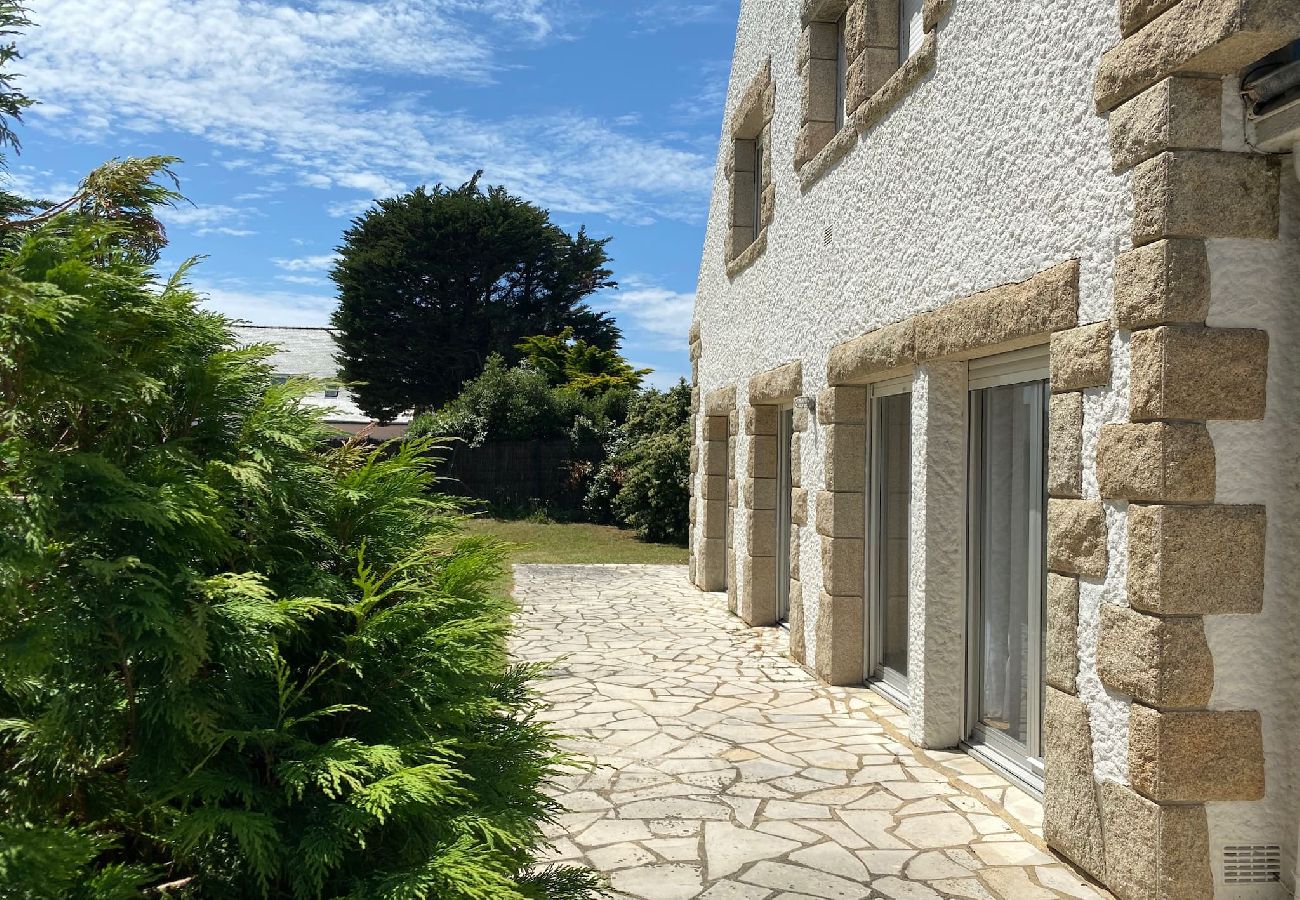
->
[513,564,1110,900]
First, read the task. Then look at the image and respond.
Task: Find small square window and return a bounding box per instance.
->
[324,385,340,399]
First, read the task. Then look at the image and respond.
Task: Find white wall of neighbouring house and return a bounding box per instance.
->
[691,0,1133,775]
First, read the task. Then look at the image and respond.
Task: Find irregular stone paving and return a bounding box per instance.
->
[512,565,1113,900]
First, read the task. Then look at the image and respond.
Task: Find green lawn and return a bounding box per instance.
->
[463,517,689,567]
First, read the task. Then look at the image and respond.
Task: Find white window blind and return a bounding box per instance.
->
[899,0,926,63]
[967,346,1050,391]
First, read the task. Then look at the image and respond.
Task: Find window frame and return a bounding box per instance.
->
[866,375,913,709]
[776,405,796,625]
[835,12,849,132]
[962,345,1050,795]
[899,0,927,65]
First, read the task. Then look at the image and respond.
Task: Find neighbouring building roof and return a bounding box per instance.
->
[230,325,411,427]
[230,325,342,381]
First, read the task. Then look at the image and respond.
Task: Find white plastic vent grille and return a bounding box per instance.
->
[1223,845,1282,884]
[822,225,833,246]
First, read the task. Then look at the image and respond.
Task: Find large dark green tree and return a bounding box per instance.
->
[330,177,620,420]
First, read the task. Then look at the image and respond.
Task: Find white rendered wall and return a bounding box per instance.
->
[692,0,1132,770]
[1078,330,1132,784]
[1203,167,1300,897]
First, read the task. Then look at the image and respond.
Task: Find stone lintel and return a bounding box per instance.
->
[1095,0,1300,112]
[1121,0,1185,36]
[730,59,773,139]
[748,360,803,404]
[827,260,1079,385]
[704,385,738,416]
[1113,238,1211,330]
[1095,422,1216,502]
[1047,499,1110,578]
[1127,503,1266,615]
[1096,604,1214,708]
[1128,705,1265,802]
[1129,325,1269,422]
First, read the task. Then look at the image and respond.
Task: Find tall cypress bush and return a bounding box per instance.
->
[0,204,600,900]
[0,15,599,895]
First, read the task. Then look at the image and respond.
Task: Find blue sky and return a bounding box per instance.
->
[12,0,740,387]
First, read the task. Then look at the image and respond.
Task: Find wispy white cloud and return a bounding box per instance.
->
[159,202,260,237]
[22,0,713,225]
[634,2,733,33]
[0,166,79,202]
[273,254,338,273]
[326,198,377,220]
[671,59,731,125]
[194,279,337,327]
[603,277,696,350]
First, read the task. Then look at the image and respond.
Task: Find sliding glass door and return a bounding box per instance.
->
[868,382,911,704]
[967,352,1048,787]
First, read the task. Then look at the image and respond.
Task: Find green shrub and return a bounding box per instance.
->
[588,381,691,544]
[410,355,635,448]
[0,212,600,896]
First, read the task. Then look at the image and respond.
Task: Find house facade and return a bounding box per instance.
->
[687,2,1299,898]
[231,325,411,439]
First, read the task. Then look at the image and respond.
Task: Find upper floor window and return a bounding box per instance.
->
[796,0,953,188]
[725,60,775,278]
[899,0,926,63]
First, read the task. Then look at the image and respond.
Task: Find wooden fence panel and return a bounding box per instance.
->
[436,440,602,514]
